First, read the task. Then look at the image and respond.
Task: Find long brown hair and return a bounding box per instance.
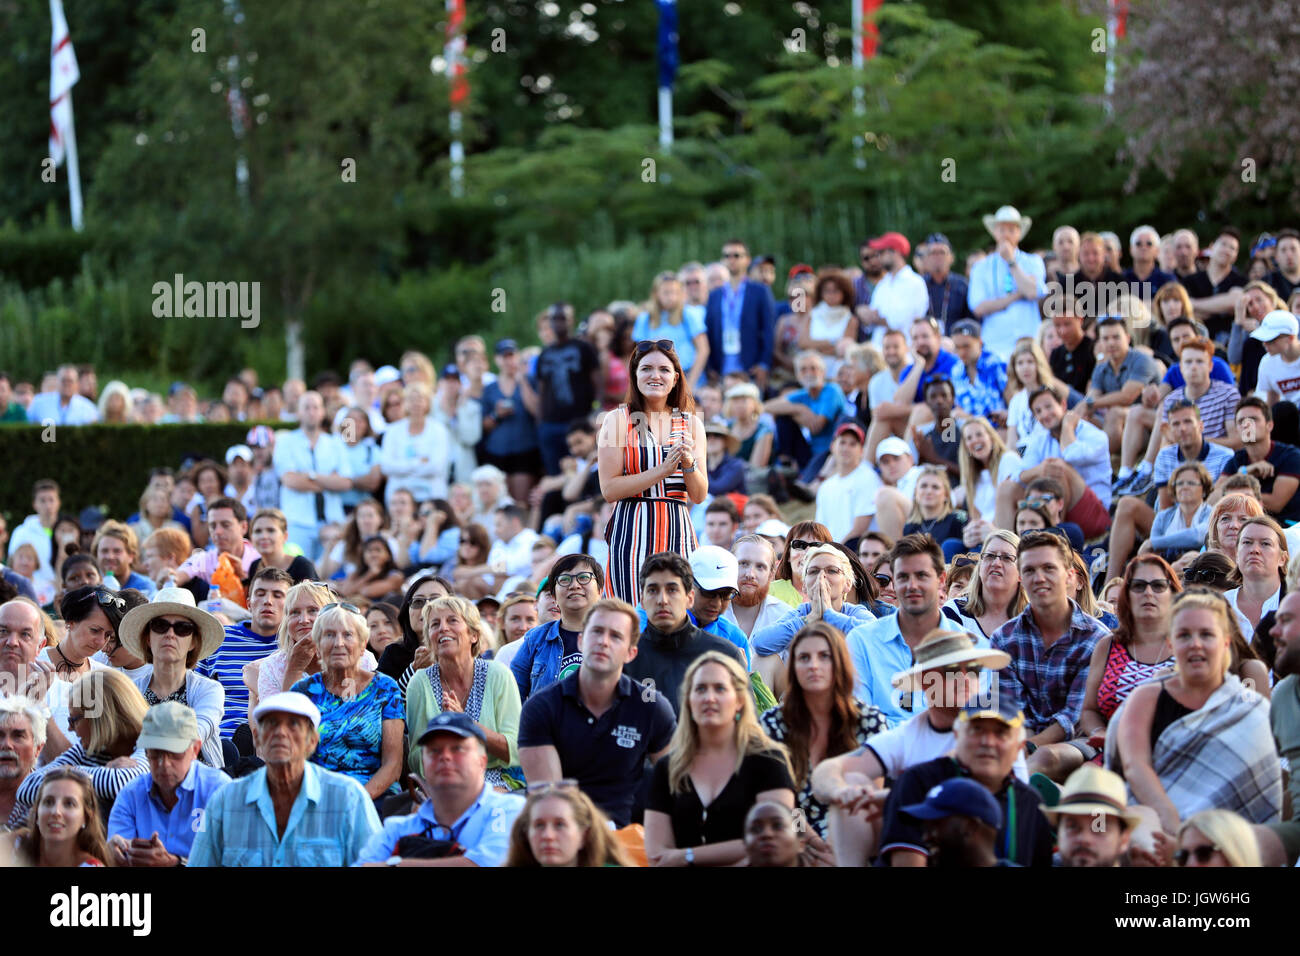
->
[343,497,390,568]
[780,622,861,786]
[504,788,632,867]
[625,342,695,416]
[774,520,833,584]
[13,768,114,866]
[1110,554,1182,650]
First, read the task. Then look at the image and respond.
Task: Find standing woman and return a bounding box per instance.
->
[634,272,710,389]
[380,384,451,510]
[644,652,796,867]
[598,341,708,605]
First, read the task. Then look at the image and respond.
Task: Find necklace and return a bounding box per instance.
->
[51,644,86,676]
[1131,635,1172,666]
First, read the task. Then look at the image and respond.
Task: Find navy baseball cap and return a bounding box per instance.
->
[902,778,1002,829]
[959,693,1024,728]
[495,339,518,355]
[417,711,487,746]
[923,232,953,250]
[441,363,460,379]
[949,319,982,339]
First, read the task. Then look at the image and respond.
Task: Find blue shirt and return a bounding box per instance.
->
[899,351,961,404]
[355,782,524,867]
[196,623,281,738]
[752,602,877,659]
[967,251,1049,362]
[26,391,99,425]
[633,308,707,378]
[291,671,405,795]
[272,428,350,527]
[1163,355,1235,389]
[1020,418,1113,510]
[189,762,381,867]
[481,380,539,457]
[787,383,847,457]
[121,571,157,597]
[720,282,748,374]
[108,760,232,859]
[951,349,1009,418]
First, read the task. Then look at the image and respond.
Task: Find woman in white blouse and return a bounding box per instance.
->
[380,384,451,510]
[797,273,859,379]
[956,416,1021,550]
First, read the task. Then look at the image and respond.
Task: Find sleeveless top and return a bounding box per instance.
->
[1096,638,1173,721]
[617,405,691,504]
[1150,681,1194,752]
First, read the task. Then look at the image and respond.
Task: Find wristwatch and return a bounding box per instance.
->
[682,463,697,474]
[386,855,403,867]
[684,847,695,866]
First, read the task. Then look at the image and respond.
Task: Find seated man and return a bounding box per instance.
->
[911,377,963,482]
[744,801,803,868]
[172,497,260,600]
[459,505,540,600]
[1048,306,1096,396]
[871,436,925,541]
[724,534,792,641]
[1044,764,1140,868]
[1019,477,1085,553]
[107,702,231,867]
[865,316,959,464]
[995,385,1111,540]
[876,697,1055,867]
[357,711,524,867]
[991,530,1109,782]
[702,497,741,549]
[1085,315,1161,460]
[0,694,45,825]
[190,692,381,866]
[518,598,675,828]
[1211,397,1300,525]
[1107,399,1236,580]
[900,777,1008,867]
[948,319,1009,427]
[764,351,847,483]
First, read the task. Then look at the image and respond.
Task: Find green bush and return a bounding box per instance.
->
[0,422,264,524]
[0,217,94,290]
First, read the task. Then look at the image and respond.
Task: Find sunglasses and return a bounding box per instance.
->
[322,601,362,614]
[940,664,983,675]
[874,573,894,586]
[1017,498,1053,511]
[83,588,126,611]
[1182,568,1226,585]
[696,583,740,601]
[525,778,580,795]
[788,539,817,551]
[555,572,597,588]
[950,555,979,569]
[1128,579,1171,594]
[1174,845,1220,866]
[635,339,676,355]
[148,617,197,637]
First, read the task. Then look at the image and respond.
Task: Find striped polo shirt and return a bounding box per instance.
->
[195,622,280,739]
[1161,379,1241,439]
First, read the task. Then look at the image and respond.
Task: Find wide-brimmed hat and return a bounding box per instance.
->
[703,420,740,454]
[891,631,1011,690]
[118,587,226,663]
[982,205,1032,239]
[1040,764,1143,828]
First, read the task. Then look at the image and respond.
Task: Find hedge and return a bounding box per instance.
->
[0,423,268,525]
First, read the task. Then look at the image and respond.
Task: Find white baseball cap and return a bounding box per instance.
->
[876,436,911,463]
[253,692,321,730]
[1250,309,1300,342]
[754,518,791,538]
[690,545,739,592]
[225,444,253,465]
[373,365,402,386]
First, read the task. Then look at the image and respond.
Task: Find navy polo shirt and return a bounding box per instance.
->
[518,672,676,827]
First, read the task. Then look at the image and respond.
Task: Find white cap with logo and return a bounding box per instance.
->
[1250,309,1300,342]
[690,545,739,592]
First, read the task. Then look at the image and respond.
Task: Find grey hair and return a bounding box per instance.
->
[0,693,49,750]
[1129,224,1160,247]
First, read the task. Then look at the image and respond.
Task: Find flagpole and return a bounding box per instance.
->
[1104,0,1116,114]
[658,87,672,153]
[657,0,677,154]
[63,92,83,231]
[851,0,865,170]
[446,0,465,197]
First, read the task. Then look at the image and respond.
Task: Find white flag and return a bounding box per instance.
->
[49,0,80,166]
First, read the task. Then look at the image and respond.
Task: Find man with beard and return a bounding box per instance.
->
[0,693,45,825]
[1043,765,1139,867]
[901,776,1006,867]
[1269,591,1300,818]
[724,535,789,642]
[878,696,1053,866]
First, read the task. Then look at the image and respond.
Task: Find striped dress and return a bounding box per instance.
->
[604,405,698,604]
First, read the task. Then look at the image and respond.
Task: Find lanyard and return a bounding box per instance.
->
[1002,788,1017,861]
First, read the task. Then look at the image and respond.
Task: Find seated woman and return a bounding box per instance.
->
[1069,550,1117,630]
[508,553,603,702]
[829,543,891,619]
[869,554,896,606]
[9,769,113,867]
[10,670,148,827]
[703,423,747,496]
[245,508,318,585]
[258,582,377,702]
[957,417,1021,550]
[141,528,193,591]
[290,603,404,799]
[725,384,774,471]
[1013,500,1051,536]
[797,272,858,379]
[758,622,885,846]
[1180,551,1236,591]
[768,521,834,609]
[1004,338,1080,454]
[1137,462,1212,566]
[1226,516,1287,641]
[491,592,539,671]
[408,498,461,574]
[364,602,403,658]
[751,545,877,662]
[405,595,521,789]
[338,536,406,601]
[942,530,1026,644]
[1176,809,1261,868]
[644,651,796,867]
[902,466,967,561]
[504,785,632,867]
[319,497,399,580]
[741,493,785,534]
[1111,588,1281,833]
[119,587,227,768]
[375,574,453,681]
[450,523,493,597]
[1206,493,1265,559]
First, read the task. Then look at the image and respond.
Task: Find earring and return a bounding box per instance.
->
[734,711,741,723]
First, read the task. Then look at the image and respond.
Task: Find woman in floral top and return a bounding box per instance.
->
[759,622,885,843]
[291,603,405,798]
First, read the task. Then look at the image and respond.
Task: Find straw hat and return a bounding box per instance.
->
[1040,764,1144,828]
[891,630,1011,690]
[118,587,226,663]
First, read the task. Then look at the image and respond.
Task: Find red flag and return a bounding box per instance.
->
[1110,0,1128,39]
[862,0,882,59]
[447,0,467,107]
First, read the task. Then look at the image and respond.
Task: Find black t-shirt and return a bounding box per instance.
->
[877,756,1055,867]
[1050,341,1097,395]
[245,555,319,586]
[1182,269,1246,341]
[517,673,676,827]
[1269,270,1300,304]
[648,748,796,847]
[904,511,967,544]
[1223,441,1300,524]
[557,626,583,682]
[535,340,599,423]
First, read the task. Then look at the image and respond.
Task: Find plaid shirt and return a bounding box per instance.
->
[952,349,1008,419]
[990,600,1108,737]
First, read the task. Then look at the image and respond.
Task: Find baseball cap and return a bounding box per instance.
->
[1250,309,1300,342]
[868,231,911,257]
[495,339,518,355]
[833,421,865,444]
[755,518,791,538]
[787,263,814,280]
[137,701,200,754]
[441,363,460,379]
[959,694,1025,729]
[253,692,321,730]
[949,319,982,339]
[417,710,487,746]
[924,232,953,250]
[876,435,911,462]
[754,254,776,267]
[690,545,739,593]
[225,444,253,465]
[902,778,1002,829]
[246,425,274,448]
[373,365,401,387]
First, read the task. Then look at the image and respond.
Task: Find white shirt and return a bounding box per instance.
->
[864,709,1030,782]
[38,650,110,740]
[1224,585,1280,643]
[815,463,882,541]
[26,392,99,425]
[868,266,930,349]
[868,368,905,411]
[1256,352,1300,403]
[272,428,351,527]
[722,594,791,640]
[379,416,452,507]
[488,527,540,578]
[968,451,1023,520]
[494,639,524,670]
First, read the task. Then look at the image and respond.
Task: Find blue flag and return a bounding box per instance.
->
[657,0,678,90]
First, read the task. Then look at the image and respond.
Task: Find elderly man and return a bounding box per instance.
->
[0,693,45,824]
[519,599,675,828]
[878,696,1054,867]
[1123,224,1174,300]
[1052,225,1080,280]
[25,363,99,425]
[765,351,847,483]
[921,233,972,332]
[189,692,380,866]
[1045,764,1140,867]
[273,390,353,561]
[967,206,1048,362]
[107,702,231,866]
[0,599,46,700]
[358,711,524,867]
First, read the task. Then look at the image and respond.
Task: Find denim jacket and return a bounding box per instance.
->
[510,620,566,702]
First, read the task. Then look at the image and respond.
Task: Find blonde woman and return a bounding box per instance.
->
[1225,516,1288,638]
[1229,280,1288,393]
[634,271,709,387]
[723,382,774,469]
[644,651,795,866]
[902,466,967,560]
[957,416,1022,547]
[258,581,377,702]
[380,384,452,508]
[1176,809,1261,867]
[404,595,521,786]
[1004,338,1071,452]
